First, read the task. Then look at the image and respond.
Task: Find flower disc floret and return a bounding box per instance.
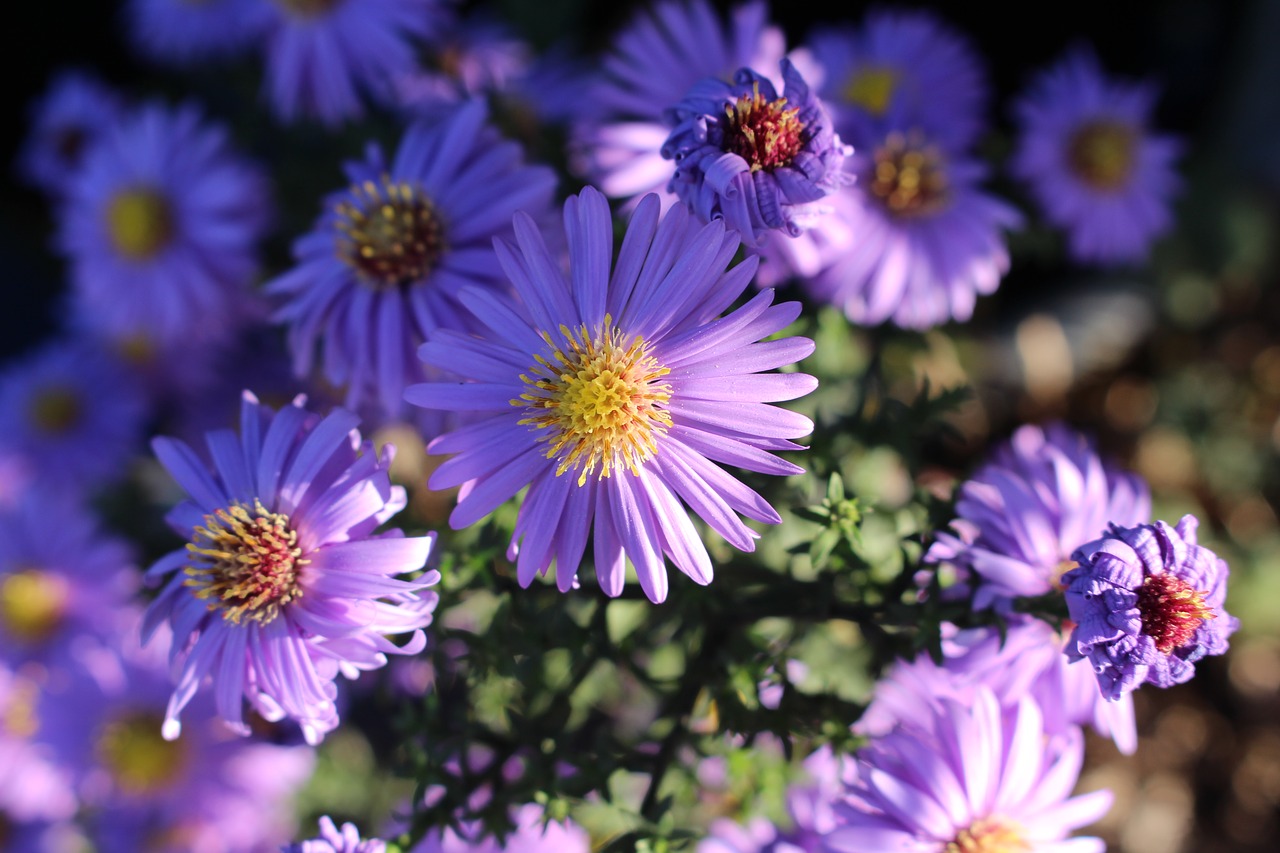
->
[1067,119,1137,191]
[946,817,1031,853]
[869,131,949,217]
[0,570,68,643]
[95,711,187,796]
[723,84,805,172]
[106,187,173,260]
[336,179,445,288]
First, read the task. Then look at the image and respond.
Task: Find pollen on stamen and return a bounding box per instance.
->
[869,131,950,217]
[335,177,445,289]
[183,499,307,625]
[1137,572,1216,654]
[946,817,1032,853]
[723,83,807,173]
[512,315,673,487]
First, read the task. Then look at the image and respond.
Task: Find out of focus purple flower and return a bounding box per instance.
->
[1064,515,1238,699]
[409,803,590,853]
[928,423,1151,610]
[142,391,438,744]
[0,665,78,828]
[801,9,987,150]
[287,816,386,853]
[124,0,268,66]
[18,70,122,196]
[392,12,532,115]
[825,689,1112,853]
[267,101,555,425]
[1012,48,1181,264]
[58,101,270,350]
[0,340,148,493]
[407,188,815,603]
[661,59,849,245]
[571,0,786,206]
[258,0,450,126]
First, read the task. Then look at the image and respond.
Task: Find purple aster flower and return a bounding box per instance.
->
[927,423,1151,610]
[17,70,122,196]
[124,0,268,66]
[407,187,815,603]
[800,9,987,150]
[1012,48,1181,264]
[410,803,590,853]
[258,0,450,126]
[266,101,556,424]
[1063,514,1238,700]
[660,58,850,245]
[390,12,532,116]
[571,0,786,206]
[141,391,439,744]
[58,101,270,350]
[0,340,148,493]
[826,688,1113,853]
[288,816,385,852]
[0,665,78,828]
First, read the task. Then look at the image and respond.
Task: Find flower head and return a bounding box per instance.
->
[18,70,122,196]
[661,59,849,245]
[411,803,590,853]
[1012,48,1181,263]
[408,187,815,603]
[267,101,556,424]
[58,101,270,349]
[124,0,268,66]
[142,391,438,743]
[287,816,386,852]
[1064,514,1238,700]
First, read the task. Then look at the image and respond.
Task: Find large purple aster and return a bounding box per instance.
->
[267,101,556,425]
[407,187,816,603]
[1063,515,1238,700]
[18,70,123,197]
[142,391,438,744]
[660,58,849,245]
[1012,48,1181,264]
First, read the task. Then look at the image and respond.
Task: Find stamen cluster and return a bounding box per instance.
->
[336,178,445,289]
[723,84,805,173]
[1066,119,1137,191]
[869,132,949,217]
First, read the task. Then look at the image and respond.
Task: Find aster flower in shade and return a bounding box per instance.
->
[1063,515,1238,700]
[407,187,816,603]
[141,391,439,743]
[661,58,849,245]
[826,689,1113,853]
[258,0,450,126]
[571,0,786,206]
[391,12,532,115]
[410,803,590,853]
[1012,49,1181,264]
[0,340,148,493]
[58,101,270,350]
[288,816,385,852]
[927,423,1151,610]
[267,101,556,424]
[124,0,268,66]
[0,665,78,831]
[18,70,122,196]
[801,9,987,150]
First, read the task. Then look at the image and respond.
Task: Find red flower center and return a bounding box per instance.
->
[1137,573,1215,654]
[723,84,806,173]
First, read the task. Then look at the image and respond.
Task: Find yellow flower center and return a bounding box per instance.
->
[106,187,173,261]
[96,711,187,796]
[0,569,68,644]
[27,386,83,435]
[869,131,949,217]
[946,817,1032,853]
[1066,120,1137,191]
[1,676,41,739]
[514,316,673,486]
[842,66,899,116]
[185,500,307,625]
[336,178,446,289]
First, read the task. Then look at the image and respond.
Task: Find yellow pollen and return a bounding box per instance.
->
[843,66,899,116]
[1,677,42,739]
[1052,559,1078,591]
[513,315,672,486]
[96,711,187,796]
[1067,120,1137,191]
[869,131,949,217]
[946,817,1032,853]
[0,569,69,644]
[335,177,445,289]
[184,500,307,625]
[27,386,83,435]
[106,187,173,260]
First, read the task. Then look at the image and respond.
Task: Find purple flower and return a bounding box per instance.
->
[410,803,590,853]
[390,12,533,116]
[258,0,450,126]
[1012,48,1181,264]
[267,101,556,424]
[826,689,1113,853]
[18,70,123,196]
[0,665,78,827]
[141,391,439,744]
[0,340,148,493]
[571,0,786,206]
[58,101,270,350]
[1064,515,1238,700]
[287,816,386,852]
[660,59,849,245]
[407,187,815,603]
[124,0,268,66]
[801,9,988,150]
[927,423,1151,610]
